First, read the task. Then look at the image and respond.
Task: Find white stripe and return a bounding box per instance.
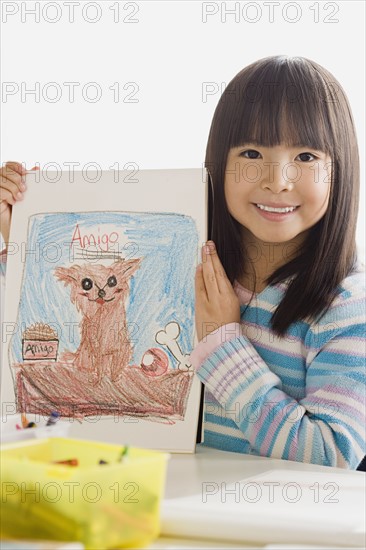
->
[319,337,366,355]
[310,310,365,334]
[302,422,314,463]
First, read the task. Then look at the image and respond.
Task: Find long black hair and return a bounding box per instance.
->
[206,55,360,336]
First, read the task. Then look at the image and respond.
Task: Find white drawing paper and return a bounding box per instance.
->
[1,168,206,452]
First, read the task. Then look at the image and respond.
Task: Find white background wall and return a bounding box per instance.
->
[1,0,365,262]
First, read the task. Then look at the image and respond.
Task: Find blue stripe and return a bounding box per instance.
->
[310,412,366,451]
[205,412,240,430]
[202,429,252,455]
[282,422,300,460]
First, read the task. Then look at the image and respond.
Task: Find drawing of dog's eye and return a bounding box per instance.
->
[107,276,117,287]
[81,278,93,291]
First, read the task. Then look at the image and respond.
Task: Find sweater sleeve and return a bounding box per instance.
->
[193,290,366,469]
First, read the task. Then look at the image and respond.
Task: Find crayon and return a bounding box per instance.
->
[15,424,22,430]
[21,413,28,428]
[118,446,129,462]
[46,411,60,426]
[26,422,37,428]
[52,458,79,466]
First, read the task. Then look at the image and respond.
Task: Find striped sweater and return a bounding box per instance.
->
[1,239,365,468]
[190,267,366,469]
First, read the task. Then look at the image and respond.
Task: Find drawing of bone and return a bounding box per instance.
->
[155,322,192,371]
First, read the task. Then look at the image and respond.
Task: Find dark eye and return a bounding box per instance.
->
[241,149,261,159]
[107,276,117,287]
[296,152,316,162]
[81,278,93,291]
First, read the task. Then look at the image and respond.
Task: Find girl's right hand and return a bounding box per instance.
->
[0,161,39,244]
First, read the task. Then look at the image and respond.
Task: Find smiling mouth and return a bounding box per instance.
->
[87,297,115,304]
[254,203,300,213]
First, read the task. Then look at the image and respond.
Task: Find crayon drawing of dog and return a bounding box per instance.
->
[54,258,142,384]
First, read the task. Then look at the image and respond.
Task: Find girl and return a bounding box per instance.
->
[0,56,365,469]
[191,55,365,470]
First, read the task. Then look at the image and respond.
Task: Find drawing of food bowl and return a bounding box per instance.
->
[22,323,59,362]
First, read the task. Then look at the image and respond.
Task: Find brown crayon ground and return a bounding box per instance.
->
[14,363,193,423]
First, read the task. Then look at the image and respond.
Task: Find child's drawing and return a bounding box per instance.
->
[10,211,198,423]
[55,259,142,384]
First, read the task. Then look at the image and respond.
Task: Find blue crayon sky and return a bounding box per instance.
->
[12,211,199,367]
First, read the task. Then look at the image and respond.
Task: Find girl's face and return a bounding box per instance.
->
[224,143,332,245]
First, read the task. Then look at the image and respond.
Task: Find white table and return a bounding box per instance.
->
[1,445,363,549]
[149,445,366,549]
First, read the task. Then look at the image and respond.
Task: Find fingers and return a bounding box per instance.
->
[195,243,240,342]
[2,161,39,178]
[0,161,38,205]
[201,242,220,295]
[195,263,208,302]
[202,241,231,294]
[0,166,26,202]
[0,187,19,206]
[3,161,26,176]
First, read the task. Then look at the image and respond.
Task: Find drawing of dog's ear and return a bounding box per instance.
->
[112,258,142,280]
[54,266,80,286]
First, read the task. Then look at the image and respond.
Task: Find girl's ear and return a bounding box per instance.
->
[54,265,80,286]
[113,258,142,280]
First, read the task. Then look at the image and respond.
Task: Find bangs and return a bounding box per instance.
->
[206,55,359,335]
[228,58,334,154]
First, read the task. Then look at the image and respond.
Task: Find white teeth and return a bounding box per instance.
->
[256,204,297,213]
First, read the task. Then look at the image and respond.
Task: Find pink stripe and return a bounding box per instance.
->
[308,384,364,400]
[233,281,255,304]
[259,400,303,456]
[240,320,305,356]
[259,414,284,455]
[241,321,303,345]
[306,397,365,425]
[288,432,302,461]
[306,338,365,357]
[302,388,365,424]
[250,402,274,451]
[328,295,365,310]
[206,352,259,402]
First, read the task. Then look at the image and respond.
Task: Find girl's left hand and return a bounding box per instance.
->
[195,241,241,342]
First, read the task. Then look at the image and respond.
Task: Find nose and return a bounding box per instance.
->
[260,161,295,193]
[98,289,106,298]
